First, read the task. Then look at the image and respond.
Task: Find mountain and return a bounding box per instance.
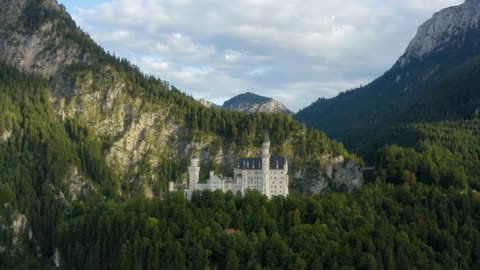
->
[0,0,361,197]
[222,92,293,115]
[197,98,220,108]
[296,0,480,191]
[295,0,480,149]
[0,1,363,267]
[2,1,480,269]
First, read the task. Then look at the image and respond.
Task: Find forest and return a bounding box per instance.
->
[2,1,480,268]
[1,58,480,269]
[42,184,480,269]
[0,59,353,269]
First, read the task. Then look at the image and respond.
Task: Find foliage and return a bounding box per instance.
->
[295,29,480,150]
[56,185,480,270]
[22,0,61,31]
[375,145,468,189]
[5,2,480,269]
[0,61,74,266]
[363,120,480,191]
[0,62,113,268]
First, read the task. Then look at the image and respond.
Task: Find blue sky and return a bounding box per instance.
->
[57,0,464,111]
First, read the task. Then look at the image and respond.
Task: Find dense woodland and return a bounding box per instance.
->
[295,27,480,151]
[45,186,480,269]
[1,1,480,269]
[0,58,351,269]
[0,57,479,269]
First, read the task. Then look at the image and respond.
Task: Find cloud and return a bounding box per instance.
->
[59,0,464,111]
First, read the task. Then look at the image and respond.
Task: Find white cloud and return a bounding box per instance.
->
[60,0,464,111]
[224,50,241,62]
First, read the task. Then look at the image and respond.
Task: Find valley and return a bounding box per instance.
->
[0,0,479,269]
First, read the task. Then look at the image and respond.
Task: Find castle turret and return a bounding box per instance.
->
[261,133,271,198]
[284,157,289,196]
[189,156,200,190]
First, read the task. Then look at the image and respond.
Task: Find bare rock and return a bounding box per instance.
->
[399,0,480,66]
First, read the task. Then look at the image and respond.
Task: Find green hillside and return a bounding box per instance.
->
[1,0,480,269]
[295,27,480,150]
[56,182,480,269]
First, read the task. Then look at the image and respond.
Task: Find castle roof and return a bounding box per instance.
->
[237,156,286,170]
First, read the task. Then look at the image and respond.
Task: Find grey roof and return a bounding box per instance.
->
[237,156,286,170]
[238,158,262,170]
[270,156,287,170]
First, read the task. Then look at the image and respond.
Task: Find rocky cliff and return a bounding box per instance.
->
[399,0,480,66]
[197,98,220,109]
[295,0,480,149]
[223,92,293,115]
[292,155,363,195]
[0,0,362,197]
[0,0,89,78]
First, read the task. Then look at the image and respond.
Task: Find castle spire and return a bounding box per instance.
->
[261,131,271,199]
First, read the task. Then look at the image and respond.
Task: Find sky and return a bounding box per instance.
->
[57,0,464,112]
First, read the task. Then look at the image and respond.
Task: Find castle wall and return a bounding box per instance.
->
[171,136,289,199]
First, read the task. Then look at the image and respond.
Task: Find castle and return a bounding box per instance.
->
[169,135,289,199]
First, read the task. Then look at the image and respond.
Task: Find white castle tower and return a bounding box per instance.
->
[188,156,200,190]
[261,133,271,199]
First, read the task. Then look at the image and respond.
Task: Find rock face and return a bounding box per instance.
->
[295,0,480,147]
[223,92,293,115]
[0,131,11,143]
[12,212,28,245]
[0,0,362,197]
[0,0,89,79]
[400,0,480,65]
[197,98,220,109]
[293,156,363,195]
[65,167,95,201]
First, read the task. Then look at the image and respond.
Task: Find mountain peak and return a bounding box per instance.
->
[296,0,480,147]
[0,0,96,79]
[226,92,272,103]
[222,92,292,115]
[398,0,480,66]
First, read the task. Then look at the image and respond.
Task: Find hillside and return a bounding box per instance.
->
[1,0,480,269]
[222,92,293,115]
[0,0,361,197]
[294,0,480,192]
[0,1,363,267]
[295,0,480,149]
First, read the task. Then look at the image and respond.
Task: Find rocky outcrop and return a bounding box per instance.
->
[222,92,293,115]
[12,213,27,237]
[0,0,90,79]
[295,0,480,147]
[197,98,219,109]
[0,210,36,257]
[0,0,362,197]
[12,212,30,246]
[65,167,95,201]
[0,131,11,143]
[399,0,480,66]
[293,155,363,195]
[330,159,364,192]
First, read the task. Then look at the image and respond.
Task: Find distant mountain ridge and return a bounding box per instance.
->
[222,92,293,115]
[398,0,480,67]
[2,1,480,269]
[295,0,480,149]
